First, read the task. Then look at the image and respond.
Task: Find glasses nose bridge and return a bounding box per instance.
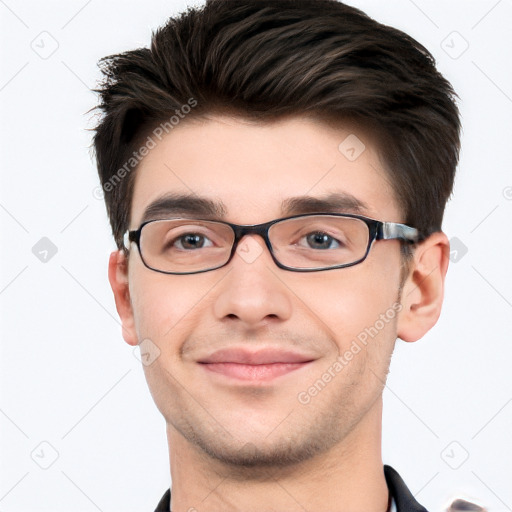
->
[231,221,273,251]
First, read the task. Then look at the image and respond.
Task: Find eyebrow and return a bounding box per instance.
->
[138,191,370,225]
[281,192,370,216]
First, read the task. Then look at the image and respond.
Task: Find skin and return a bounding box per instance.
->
[109,114,449,512]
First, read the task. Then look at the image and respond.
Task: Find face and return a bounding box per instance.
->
[119,114,409,470]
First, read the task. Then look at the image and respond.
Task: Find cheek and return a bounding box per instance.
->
[295,253,401,348]
[128,266,230,352]
[129,273,205,344]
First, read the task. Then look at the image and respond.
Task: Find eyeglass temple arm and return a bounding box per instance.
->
[379,222,420,243]
[122,230,136,250]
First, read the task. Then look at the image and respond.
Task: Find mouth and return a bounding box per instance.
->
[199,361,313,381]
[197,348,316,382]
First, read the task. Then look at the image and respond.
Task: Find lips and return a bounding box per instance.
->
[197,348,315,365]
[198,348,316,381]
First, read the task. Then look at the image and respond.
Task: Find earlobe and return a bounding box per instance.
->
[108,250,139,346]
[396,232,450,343]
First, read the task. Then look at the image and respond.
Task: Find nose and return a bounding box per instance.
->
[213,234,293,327]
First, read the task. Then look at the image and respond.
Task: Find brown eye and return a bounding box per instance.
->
[176,234,209,249]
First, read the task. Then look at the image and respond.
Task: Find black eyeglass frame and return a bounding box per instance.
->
[123,212,421,275]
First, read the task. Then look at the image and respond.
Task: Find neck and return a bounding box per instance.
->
[167,398,389,512]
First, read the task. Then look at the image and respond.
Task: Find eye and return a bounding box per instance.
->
[170,233,214,250]
[299,231,343,250]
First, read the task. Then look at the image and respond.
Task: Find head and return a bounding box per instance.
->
[93,0,460,470]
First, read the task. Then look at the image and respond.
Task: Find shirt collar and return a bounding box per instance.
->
[154,465,428,512]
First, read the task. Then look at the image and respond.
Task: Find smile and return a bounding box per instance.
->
[198,361,313,381]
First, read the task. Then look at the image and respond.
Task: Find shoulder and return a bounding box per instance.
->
[447,498,487,511]
[384,465,486,512]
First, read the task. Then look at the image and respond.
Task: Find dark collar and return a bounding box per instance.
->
[154,465,429,512]
[384,465,429,512]
[154,488,170,512]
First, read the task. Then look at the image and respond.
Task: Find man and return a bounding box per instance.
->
[92,1,461,510]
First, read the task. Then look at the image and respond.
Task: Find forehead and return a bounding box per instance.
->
[130,114,400,226]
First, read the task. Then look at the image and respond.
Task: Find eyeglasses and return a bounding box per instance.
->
[123,213,420,275]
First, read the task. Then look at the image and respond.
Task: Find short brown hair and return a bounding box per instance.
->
[92,0,461,249]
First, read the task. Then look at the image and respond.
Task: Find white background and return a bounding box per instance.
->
[0,0,511,510]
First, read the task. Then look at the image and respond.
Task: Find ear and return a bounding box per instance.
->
[108,250,139,346]
[396,231,450,343]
